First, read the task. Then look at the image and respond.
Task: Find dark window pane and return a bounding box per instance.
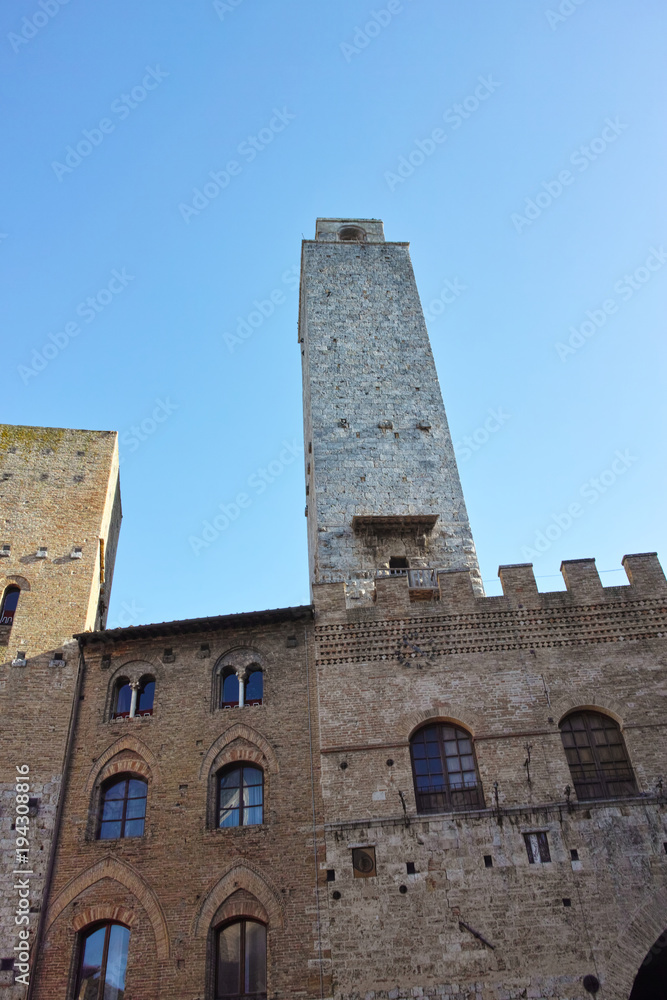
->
[102,799,123,821]
[218,922,241,996]
[128,779,147,799]
[245,671,263,703]
[411,723,483,813]
[220,807,240,828]
[220,769,241,789]
[114,683,132,716]
[0,588,20,626]
[125,797,146,820]
[243,768,263,786]
[220,787,240,810]
[99,821,122,840]
[123,818,145,838]
[105,780,128,800]
[245,922,267,994]
[222,673,239,706]
[137,680,155,713]
[104,924,130,999]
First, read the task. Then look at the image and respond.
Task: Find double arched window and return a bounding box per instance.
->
[410,722,484,813]
[560,710,636,800]
[0,586,20,627]
[98,775,147,839]
[111,674,155,719]
[220,668,263,708]
[216,919,266,998]
[217,765,264,828]
[76,922,130,999]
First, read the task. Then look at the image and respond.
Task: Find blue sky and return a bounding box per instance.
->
[2,0,666,625]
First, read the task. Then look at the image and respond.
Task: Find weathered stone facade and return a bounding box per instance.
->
[1,221,665,1000]
[0,426,120,991]
[300,219,482,604]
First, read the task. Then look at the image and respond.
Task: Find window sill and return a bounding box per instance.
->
[109,714,153,723]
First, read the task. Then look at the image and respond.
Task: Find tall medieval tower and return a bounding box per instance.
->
[0,425,121,980]
[299,218,483,604]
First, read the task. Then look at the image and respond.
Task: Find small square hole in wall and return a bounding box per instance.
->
[570,849,579,861]
[199,644,210,658]
[287,636,298,648]
[163,648,175,663]
[406,861,416,875]
[326,870,336,882]
[0,959,14,971]
[484,855,493,868]
[562,898,572,907]
[663,842,667,855]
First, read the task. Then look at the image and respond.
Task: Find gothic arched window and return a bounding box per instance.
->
[560,710,637,800]
[218,765,263,828]
[0,586,20,627]
[76,922,130,1000]
[410,723,484,813]
[98,776,147,839]
[216,919,266,999]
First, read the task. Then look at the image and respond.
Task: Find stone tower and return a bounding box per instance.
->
[299,218,482,604]
[0,424,121,982]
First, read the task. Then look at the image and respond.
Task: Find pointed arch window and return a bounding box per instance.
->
[76,922,130,1000]
[560,710,637,800]
[216,919,266,999]
[410,723,484,813]
[0,586,20,627]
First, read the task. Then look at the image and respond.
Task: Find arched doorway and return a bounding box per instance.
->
[629,930,667,1000]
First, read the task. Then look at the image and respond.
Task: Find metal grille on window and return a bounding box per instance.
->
[559,711,637,800]
[524,832,551,864]
[410,723,484,813]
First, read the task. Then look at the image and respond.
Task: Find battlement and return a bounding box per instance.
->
[313,552,667,620]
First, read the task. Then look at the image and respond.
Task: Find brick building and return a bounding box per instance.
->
[1,220,666,1000]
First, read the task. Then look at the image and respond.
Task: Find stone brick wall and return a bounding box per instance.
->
[0,424,119,990]
[299,220,482,605]
[33,609,331,1000]
[312,553,667,1000]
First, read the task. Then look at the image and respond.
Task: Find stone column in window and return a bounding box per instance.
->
[235,667,247,708]
[129,680,141,719]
